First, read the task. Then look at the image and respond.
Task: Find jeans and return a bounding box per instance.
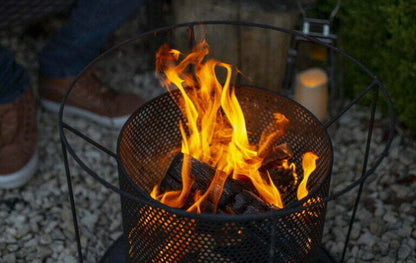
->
[0,0,145,104]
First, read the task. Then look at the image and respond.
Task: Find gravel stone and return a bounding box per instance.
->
[398,244,412,260]
[383,212,398,224]
[7,244,19,252]
[350,227,361,240]
[58,250,77,263]
[37,246,53,258]
[377,241,389,256]
[361,251,375,261]
[3,253,16,263]
[357,232,376,247]
[390,240,401,250]
[24,238,37,248]
[81,211,99,233]
[369,221,384,236]
[380,257,395,263]
[40,235,52,245]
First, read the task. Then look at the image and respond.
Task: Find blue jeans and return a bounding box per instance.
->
[0,0,145,104]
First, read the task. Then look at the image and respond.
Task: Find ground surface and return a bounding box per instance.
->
[0,12,415,263]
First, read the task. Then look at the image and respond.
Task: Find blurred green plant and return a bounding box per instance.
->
[314,0,416,134]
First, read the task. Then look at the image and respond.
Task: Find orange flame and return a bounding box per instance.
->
[297,152,319,200]
[151,40,319,213]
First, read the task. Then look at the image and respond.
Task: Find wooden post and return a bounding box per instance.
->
[171,0,298,92]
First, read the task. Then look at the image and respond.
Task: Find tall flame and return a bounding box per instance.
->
[151,40,318,213]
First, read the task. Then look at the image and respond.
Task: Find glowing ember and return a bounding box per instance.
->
[151,40,319,213]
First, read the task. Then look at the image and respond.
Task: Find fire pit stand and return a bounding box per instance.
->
[58,21,395,263]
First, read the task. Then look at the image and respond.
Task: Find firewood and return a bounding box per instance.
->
[233,190,271,214]
[217,178,245,208]
[266,167,296,194]
[157,153,275,215]
[160,153,215,193]
[259,143,292,172]
[158,153,229,213]
[258,143,297,194]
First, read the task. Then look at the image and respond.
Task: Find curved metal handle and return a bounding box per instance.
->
[329,0,342,24]
[297,0,342,25]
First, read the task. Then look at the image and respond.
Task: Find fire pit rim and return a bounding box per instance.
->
[116,85,334,221]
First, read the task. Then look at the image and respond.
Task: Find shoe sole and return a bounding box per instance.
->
[0,152,39,189]
[40,99,129,128]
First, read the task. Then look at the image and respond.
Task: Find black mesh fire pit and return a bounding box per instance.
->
[58,21,395,263]
[118,86,332,262]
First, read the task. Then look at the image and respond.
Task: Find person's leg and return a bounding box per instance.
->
[0,46,30,103]
[0,46,37,189]
[39,0,147,78]
[38,0,146,127]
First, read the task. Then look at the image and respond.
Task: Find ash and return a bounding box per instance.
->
[0,15,415,263]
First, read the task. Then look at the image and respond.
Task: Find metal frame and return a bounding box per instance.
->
[58,21,396,263]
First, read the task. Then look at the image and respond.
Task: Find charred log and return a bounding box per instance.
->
[157,153,278,215]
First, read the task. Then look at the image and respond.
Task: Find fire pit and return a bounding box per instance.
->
[118,85,332,262]
[58,21,395,263]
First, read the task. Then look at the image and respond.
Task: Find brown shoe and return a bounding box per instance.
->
[39,69,145,127]
[0,88,38,189]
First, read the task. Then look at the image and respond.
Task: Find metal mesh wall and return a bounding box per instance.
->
[117,86,332,262]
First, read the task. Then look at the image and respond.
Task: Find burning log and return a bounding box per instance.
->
[259,143,298,194]
[155,153,278,215]
[233,190,270,214]
[259,143,293,172]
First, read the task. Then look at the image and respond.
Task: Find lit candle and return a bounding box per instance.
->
[294,68,328,121]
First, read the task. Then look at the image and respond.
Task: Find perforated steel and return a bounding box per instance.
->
[117,86,333,263]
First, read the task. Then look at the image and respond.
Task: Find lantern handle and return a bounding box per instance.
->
[329,0,341,24]
[297,0,307,23]
[297,0,341,25]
